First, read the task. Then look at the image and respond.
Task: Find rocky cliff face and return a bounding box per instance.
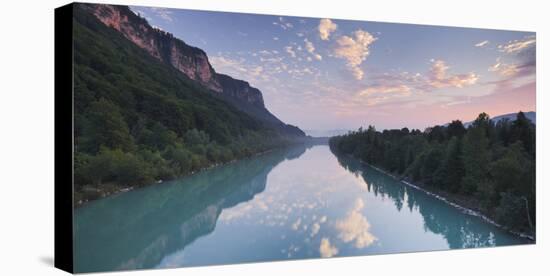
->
[84,4,223,93]
[80,3,303,136]
[217,74,264,108]
[83,4,270,107]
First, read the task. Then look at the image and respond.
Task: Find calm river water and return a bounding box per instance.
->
[74,143,527,273]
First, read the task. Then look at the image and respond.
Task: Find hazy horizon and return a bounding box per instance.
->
[130,5,536,131]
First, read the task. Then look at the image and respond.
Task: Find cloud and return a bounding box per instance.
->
[475,40,489,47]
[285,46,297,58]
[273,17,293,30]
[498,35,536,54]
[149,7,174,22]
[359,84,411,96]
[319,19,337,40]
[334,30,377,80]
[310,223,321,237]
[319,238,339,258]
[304,38,323,61]
[304,39,315,53]
[489,35,535,83]
[488,58,519,77]
[428,59,479,88]
[210,55,273,85]
[487,43,535,90]
[344,60,480,109]
[291,217,302,230]
[335,198,377,248]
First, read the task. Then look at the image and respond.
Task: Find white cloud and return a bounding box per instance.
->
[304,39,315,53]
[319,238,339,258]
[318,18,337,40]
[359,84,411,96]
[304,38,323,61]
[428,59,479,88]
[335,198,377,248]
[498,35,536,54]
[488,58,519,77]
[285,46,297,58]
[210,55,273,85]
[149,7,174,22]
[334,30,377,80]
[475,40,489,47]
[273,17,293,30]
[291,217,302,230]
[310,223,321,237]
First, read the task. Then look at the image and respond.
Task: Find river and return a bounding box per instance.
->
[74,143,527,273]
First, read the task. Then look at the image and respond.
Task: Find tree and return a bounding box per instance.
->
[510,111,535,155]
[447,120,466,138]
[420,146,445,186]
[472,112,496,144]
[434,137,464,192]
[81,98,134,153]
[461,127,490,195]
[329,112,536,233]
[496,192,530,232]
[472,112,490,129]
[83,147,116,186]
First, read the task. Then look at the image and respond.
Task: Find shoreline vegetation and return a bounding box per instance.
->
[75,137,326,207]
[356,157,534,241]
[74,138,315,208]
[329,111,536,240]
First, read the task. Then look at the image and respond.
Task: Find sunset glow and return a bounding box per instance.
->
[131,6,535,132]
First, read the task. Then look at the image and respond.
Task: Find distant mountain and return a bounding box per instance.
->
[305,129,351,137]
[81,3,304,137]
[463,111,536,128]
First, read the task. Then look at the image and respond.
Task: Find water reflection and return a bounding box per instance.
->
[332,151,524,249]
[75,144,313,273]
[335,198,377,249]
[75,144,527,273]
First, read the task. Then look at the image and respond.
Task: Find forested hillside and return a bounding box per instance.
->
[330,112,535,234]
[73,5,304,203]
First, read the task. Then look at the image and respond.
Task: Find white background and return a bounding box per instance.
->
[0,0,548,275]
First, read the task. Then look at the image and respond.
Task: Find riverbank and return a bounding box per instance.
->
[371,163,534,241]
[74,147,278,208]
[73,139,329,208]
[348,155,535,242]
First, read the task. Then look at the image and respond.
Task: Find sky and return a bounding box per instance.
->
[130,5,536,133]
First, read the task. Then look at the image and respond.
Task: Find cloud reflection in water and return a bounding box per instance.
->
[335,198,377,248]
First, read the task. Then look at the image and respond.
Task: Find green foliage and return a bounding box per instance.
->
[496,192,532,232]
[80,98,135,153]
[330,112,535,232]
[434,137,464,192]
[461,127,490,195]
[76,148,153,187]
[73,6,300,202]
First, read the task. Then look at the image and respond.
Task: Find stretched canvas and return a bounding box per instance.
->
[55,2,536,273]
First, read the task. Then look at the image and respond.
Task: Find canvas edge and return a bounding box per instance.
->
[54,2,75,274]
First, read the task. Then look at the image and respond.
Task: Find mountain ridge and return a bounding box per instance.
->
[463,111,535,127]
[81,3,304,137]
